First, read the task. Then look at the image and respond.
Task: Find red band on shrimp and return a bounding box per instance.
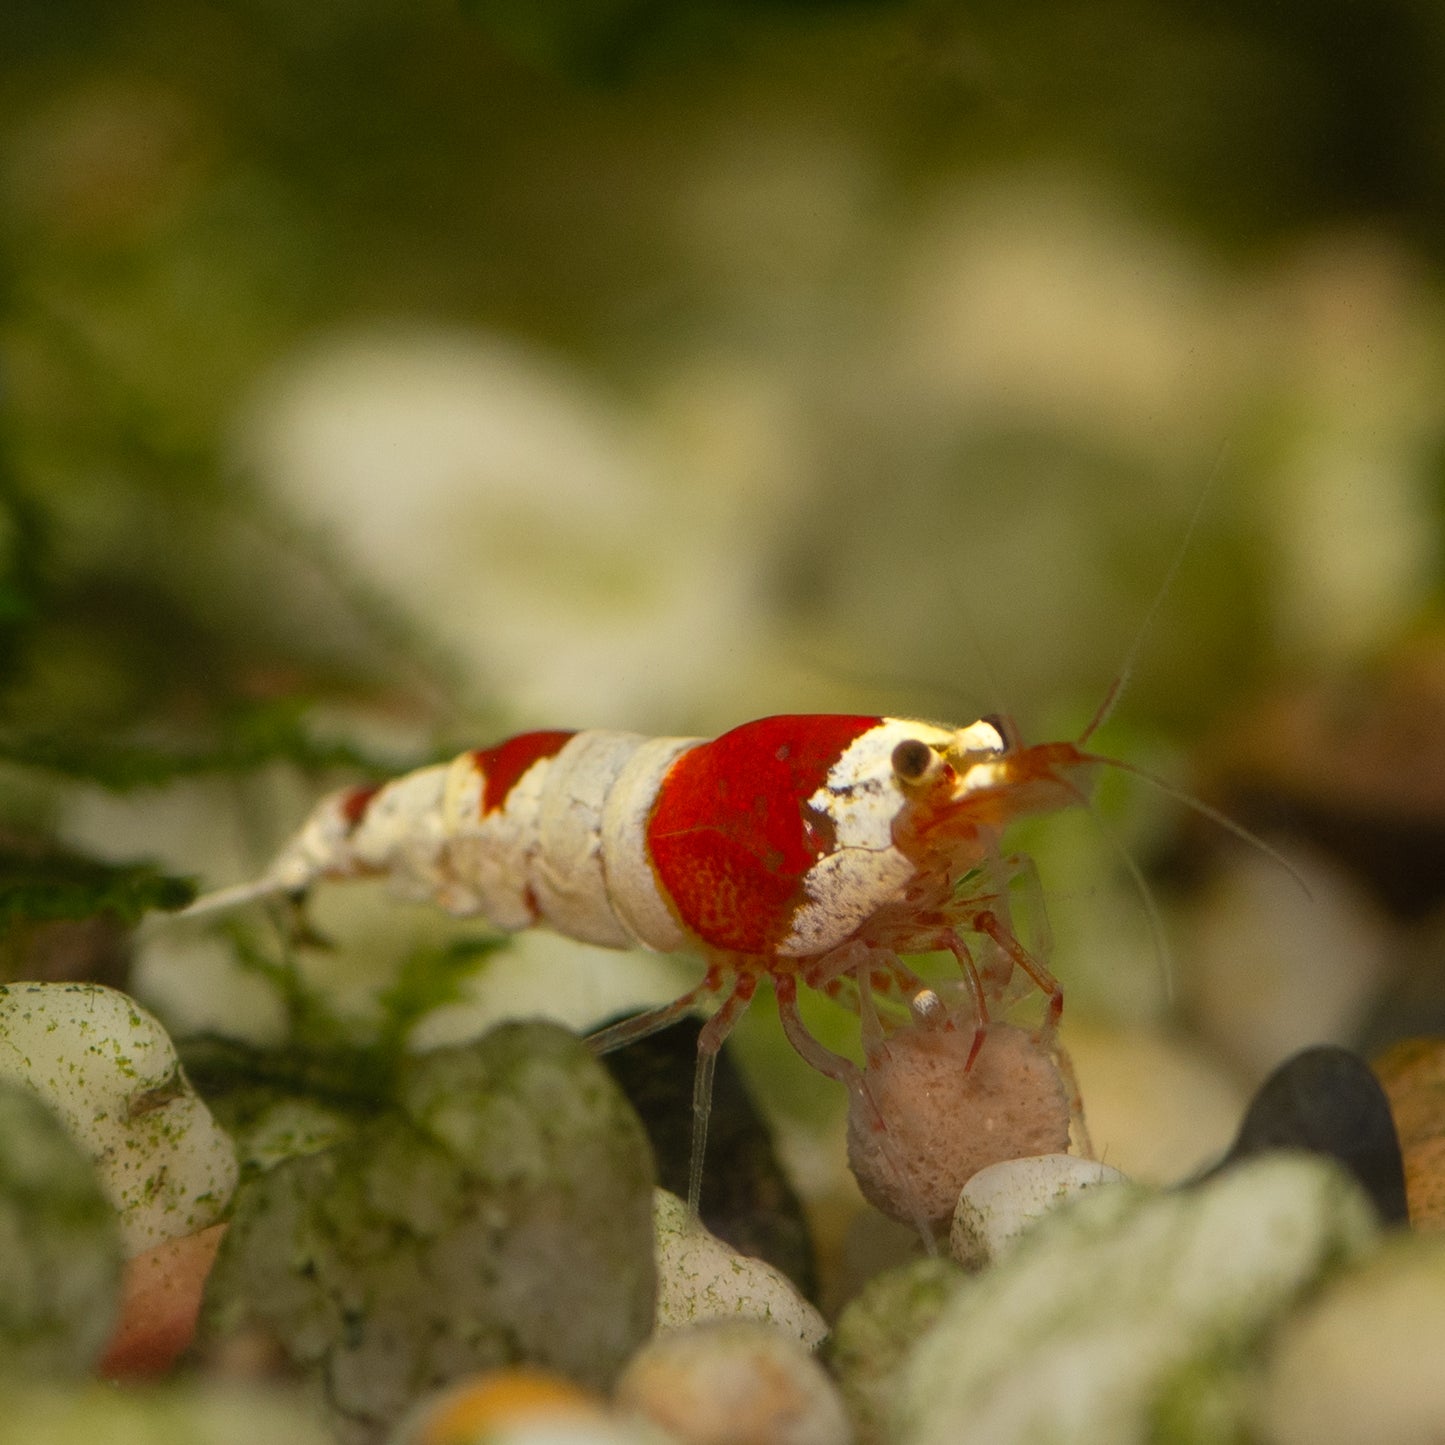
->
[647,714,879,953]
[341,784,382,829]
[473,730,576,814]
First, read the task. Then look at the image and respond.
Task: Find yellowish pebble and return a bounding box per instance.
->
[396,1367,607,1444]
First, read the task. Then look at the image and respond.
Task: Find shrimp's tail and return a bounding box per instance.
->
[177,877,299,919]
[175,786,368,920]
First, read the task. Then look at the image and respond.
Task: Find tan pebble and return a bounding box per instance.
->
[1373,1037,1445,1229]
[846,1020,1071,1227]
[617,1320,851,1445]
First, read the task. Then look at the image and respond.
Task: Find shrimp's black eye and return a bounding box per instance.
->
[891,738,937,786]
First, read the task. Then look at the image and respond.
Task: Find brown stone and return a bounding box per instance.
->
[1374,1037,1445,1229]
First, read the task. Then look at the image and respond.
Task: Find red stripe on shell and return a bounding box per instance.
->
[472,730,577,815]
[341,784,382,829]
[646,714,880,954]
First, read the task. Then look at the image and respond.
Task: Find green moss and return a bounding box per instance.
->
[0,847,195,930]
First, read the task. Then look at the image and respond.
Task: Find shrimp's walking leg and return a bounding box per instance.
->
[774,972,862,1086]
[687,975,757,1216]
[998,849,1055,969]
[971,908,1063,1040]
[1050,1034,1094,1159]
[585,969,720,1056]
[941,931,989,1068]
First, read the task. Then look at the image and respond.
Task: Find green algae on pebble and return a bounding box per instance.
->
[894,1154,1380,1445]
[0,983,238,1256]
[828,1256,967,1445]
[651,1189,826,1346]
[205,1021,656,1445]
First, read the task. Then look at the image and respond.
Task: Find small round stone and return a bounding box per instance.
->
[1206,1045,1406,1224]
[949,1154,1129,1270]
[846,1020,1072,1227]
[652,1190,826,1348]
[392,1367,615,1444]
[616,1320,850,1445]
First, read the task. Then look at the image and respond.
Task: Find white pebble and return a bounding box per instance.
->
[949,1154,1129,1270]
[652,1190,826,1348]
[0,983,238,1255]
[617,1320,852,1445]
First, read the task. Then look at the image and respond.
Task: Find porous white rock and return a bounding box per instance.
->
[652,1190,826,1348]
[949,1154,1129,1270]
[846,1020,1072,1227]
[617,1319,851,1445]
[0,983,238,1255]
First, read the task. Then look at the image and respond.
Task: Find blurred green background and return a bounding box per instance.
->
[4,0,1445,1136]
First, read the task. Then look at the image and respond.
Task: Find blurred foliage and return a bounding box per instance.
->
[182,929,506,1116]
[1,0,1443,994]
[0,841,193,929]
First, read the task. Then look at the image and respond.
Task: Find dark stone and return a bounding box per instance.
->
[1195,1044,1408,1225]
[600,1016,819,1302]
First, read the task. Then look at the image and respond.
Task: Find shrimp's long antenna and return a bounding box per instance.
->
[1070,784,1175,1004]
[1078,748,1312,899]
[1079,445,1228,747]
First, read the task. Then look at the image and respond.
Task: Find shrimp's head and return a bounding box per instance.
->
[890,716,1098,852]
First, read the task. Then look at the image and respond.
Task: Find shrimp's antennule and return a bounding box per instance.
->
[1077,747,1313,897]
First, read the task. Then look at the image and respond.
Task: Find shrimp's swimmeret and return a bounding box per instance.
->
[183,714,1104,1212]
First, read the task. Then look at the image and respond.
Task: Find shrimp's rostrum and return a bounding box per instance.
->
[187,714,1099,1210]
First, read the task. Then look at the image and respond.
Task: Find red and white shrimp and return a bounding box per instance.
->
[185,713,1105,1210]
